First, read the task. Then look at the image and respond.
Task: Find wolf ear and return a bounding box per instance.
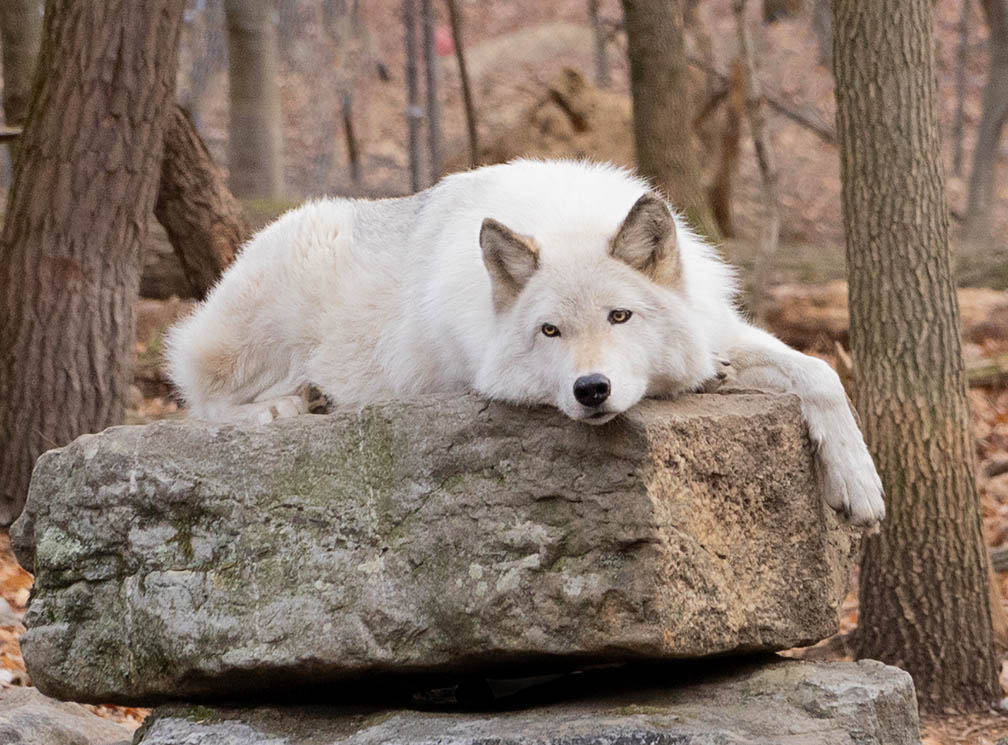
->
[609,193,680,285]
[480,218,540,310]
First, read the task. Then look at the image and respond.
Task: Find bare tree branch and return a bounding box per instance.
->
[687,53,837,145]
[445,0,478,168]
[343,93,362,184]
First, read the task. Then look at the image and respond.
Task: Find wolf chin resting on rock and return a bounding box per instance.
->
[166,159,884,527]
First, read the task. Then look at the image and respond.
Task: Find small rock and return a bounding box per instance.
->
[0,597,22,627]
[0,686,131,745]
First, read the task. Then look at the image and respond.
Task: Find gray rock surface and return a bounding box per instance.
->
[13,393,858,704]
[134,659,920,745]
[0,685,131,745]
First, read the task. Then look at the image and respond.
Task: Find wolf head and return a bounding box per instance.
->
[475,193,717,425]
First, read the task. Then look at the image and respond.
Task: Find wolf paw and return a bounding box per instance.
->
[699,358,737,392]
[296,383,334,414]
[239,395,310,426]
[816,437,886,529]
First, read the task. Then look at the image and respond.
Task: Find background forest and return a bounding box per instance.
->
[1,0,1008,743]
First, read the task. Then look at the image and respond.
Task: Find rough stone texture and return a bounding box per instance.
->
[0,685,131,745]
[12,393,858,704]
[134,660,920,745]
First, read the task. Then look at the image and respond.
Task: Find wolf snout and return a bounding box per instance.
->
[573,373,611,407]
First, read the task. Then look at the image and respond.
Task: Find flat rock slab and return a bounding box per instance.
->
[134,659,920,745]
[0,685,132,745]
[13,393,857,704]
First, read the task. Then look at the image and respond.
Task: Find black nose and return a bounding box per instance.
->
[573,373,611,407]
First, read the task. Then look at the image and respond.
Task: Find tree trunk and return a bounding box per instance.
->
[155,105,248,300]
[0,0,186,526]
[733,0,780,319]
[224,0,284,198]
[952,0,972,177]
[446,0,478,169]
[707,61,744,239]
[833,0,1002,713]
[422,0,442,182]
[404,0,422,192]
[621,0,721,240]
[589,0,611,87]
[178,0,226,121]
[810,0,832,69]
[964,0,1008,242]
[762,0,803,23]
[0,0,43,163]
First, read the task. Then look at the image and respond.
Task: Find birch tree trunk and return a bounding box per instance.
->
[833,0,1002,712]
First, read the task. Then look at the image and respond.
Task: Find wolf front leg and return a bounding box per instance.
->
[720,323,885,528]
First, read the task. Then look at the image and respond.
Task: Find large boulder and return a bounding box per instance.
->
[134,659,920,745]
[13,393,858,704]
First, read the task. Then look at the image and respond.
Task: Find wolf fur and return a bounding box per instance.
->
[166,159,885,526]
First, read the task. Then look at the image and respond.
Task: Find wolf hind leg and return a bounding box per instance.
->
[201,383,332,425]
[209,395,309,425]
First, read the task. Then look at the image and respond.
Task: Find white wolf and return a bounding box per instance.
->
[166,159,884,526]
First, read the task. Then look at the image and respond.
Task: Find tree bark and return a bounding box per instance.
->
[224,0,284,198]
[621,0,721,240]
[155,105,248,300]
[0,0,186,526]
[964,0,1008,241]
[0,0,43,163]
[833,0,1001,712]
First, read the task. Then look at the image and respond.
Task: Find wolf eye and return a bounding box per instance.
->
[541,323,561,337]
[608,309,632,324]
